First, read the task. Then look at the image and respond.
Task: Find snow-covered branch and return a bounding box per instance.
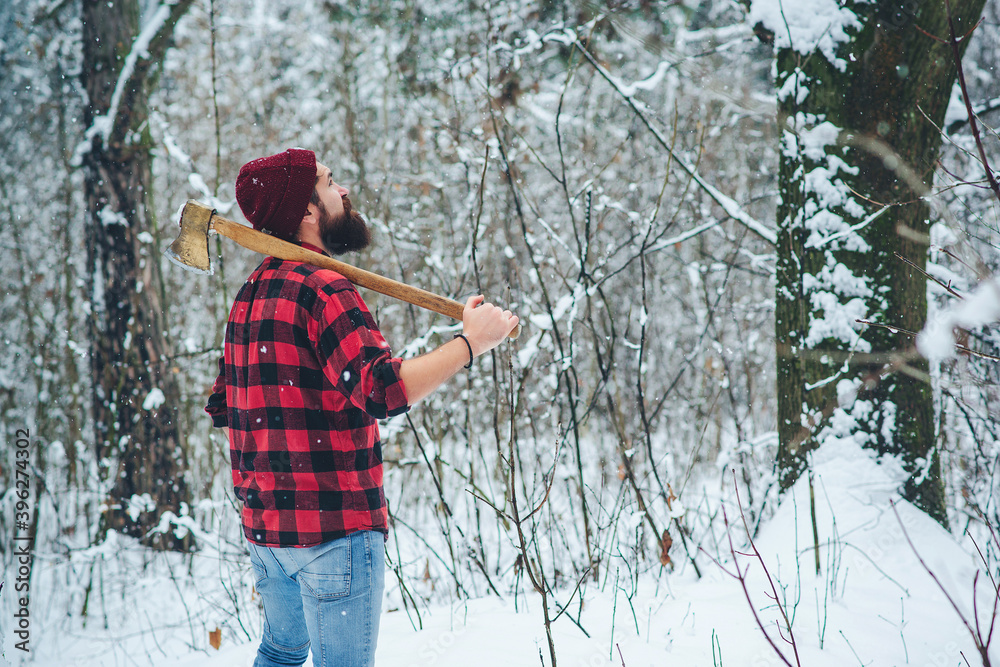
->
[919,276,1000,362]
[86,0,195,149]
[548,30,778,246]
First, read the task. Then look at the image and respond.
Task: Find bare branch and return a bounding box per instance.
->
[944,1,1000,202]
[891,500,995,666]
[549,31,777,246]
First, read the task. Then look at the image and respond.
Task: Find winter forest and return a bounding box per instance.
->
[1,0,999,664]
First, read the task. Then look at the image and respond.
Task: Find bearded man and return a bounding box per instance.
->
[206,148,518,667]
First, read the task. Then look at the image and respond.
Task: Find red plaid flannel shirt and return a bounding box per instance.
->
[206,244,409,547]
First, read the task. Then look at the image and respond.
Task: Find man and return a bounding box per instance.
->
[205,148,518,667]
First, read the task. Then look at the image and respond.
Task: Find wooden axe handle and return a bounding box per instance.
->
[211,214,521,339]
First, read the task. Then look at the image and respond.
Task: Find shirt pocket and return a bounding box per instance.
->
[297,541,352,600]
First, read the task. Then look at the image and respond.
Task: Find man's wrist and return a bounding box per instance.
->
[453,334,474,368]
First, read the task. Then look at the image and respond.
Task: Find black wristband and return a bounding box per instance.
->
[454,333,474,369]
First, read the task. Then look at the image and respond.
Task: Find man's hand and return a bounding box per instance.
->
[398,295,519,405]
[461,295,520,357]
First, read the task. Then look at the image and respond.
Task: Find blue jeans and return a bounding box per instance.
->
[247,531,385,667]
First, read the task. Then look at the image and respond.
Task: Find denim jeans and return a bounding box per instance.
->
[247,530,385,667]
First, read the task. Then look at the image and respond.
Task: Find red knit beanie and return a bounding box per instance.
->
[235,148,317,240]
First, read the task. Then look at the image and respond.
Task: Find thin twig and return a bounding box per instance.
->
[556,32,777,245]
[735,479,802,666]
[855,320,1000,362]
[944,1,1000,201]
[894,251,963,298]
[701,473,802,666]
[891,500,994,666]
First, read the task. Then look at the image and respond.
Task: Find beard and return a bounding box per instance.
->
[318,195,371,256]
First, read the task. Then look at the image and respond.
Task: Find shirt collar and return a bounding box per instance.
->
[299,241,330,257]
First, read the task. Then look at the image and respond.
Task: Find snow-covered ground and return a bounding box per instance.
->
[3,439,996,667]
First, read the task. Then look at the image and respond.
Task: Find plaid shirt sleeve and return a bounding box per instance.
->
[314,279,410,420]
[205,356,228,427]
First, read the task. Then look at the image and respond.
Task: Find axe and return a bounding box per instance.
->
[165,200,521,339]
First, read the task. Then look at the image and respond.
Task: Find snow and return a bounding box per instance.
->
[614,61,672,98]
[779,107,880,355]
[918,275,1000,361]
[100,3,172,143]
[804,295,869,351]
[126,493,157,522]
[644,218,722,255]
[4,0,999,665]
[748,0,862,71]
[98,207,126,228]
[796,121,842,162]
[143,387,166,410]
[944,83,971,130]
[776,68,809,105]
[159,118,234,213]
[8,440,996,667]
[546,28,778,246]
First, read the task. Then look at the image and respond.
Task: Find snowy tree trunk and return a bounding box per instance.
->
[81,0,195,549]
[755,0,986,527]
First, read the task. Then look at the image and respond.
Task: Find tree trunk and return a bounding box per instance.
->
[767,0,986,527]
[81,0,194,550]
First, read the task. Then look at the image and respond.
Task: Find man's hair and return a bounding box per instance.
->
[310,187,320,207]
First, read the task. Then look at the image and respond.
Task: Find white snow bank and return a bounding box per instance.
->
[151,440,995,667]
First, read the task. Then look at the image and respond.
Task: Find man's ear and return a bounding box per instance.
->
[301,203,319,225]
[303,201,320,223]
[295,203,320,242]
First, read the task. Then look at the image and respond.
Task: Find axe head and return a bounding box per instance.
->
[164,200,214,274]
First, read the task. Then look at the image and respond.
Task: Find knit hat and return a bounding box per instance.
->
[235,148,317,240]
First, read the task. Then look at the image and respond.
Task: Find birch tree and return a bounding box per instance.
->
[81,0,195,548]
[750,0,986,526]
